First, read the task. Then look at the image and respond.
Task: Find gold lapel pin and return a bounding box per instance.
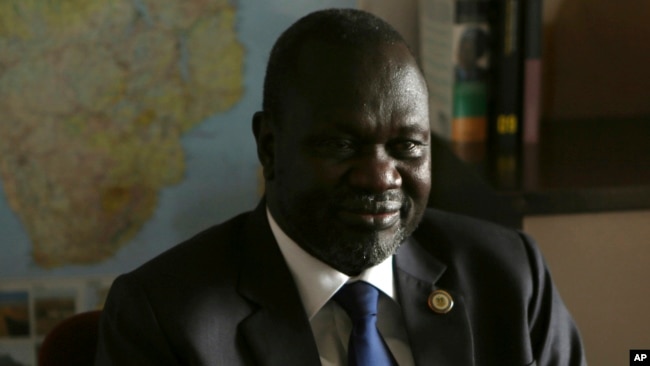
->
[428,289,454,314]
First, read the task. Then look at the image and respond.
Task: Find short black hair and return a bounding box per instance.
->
[262,8,410,120]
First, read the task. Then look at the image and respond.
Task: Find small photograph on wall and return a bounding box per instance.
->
[0,291,30,338]
[33,287,77,337]
[0,340,33,366]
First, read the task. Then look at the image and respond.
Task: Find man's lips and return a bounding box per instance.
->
[336,201,402,229]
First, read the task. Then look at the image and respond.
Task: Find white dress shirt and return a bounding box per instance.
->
[267,209,415,366]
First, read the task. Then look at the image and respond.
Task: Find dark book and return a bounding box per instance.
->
[521,0,543,145]
[520,0,543,191]
[489,0,522,153]
[487,0,523,190]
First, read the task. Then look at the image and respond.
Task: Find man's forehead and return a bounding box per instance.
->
[292,40,422,91]
[296,39,410,69]
[308,114,430,135]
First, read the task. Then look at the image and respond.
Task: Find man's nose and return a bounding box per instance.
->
[347,148,402,193]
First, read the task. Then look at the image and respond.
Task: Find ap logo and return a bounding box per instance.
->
[631,350,650,364]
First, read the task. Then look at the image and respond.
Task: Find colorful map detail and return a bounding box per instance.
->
[0,0,244,268]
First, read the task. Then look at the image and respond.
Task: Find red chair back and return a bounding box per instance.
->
[38,310,102,366]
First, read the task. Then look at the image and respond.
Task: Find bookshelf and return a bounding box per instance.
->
[517,117,650,215]
[360,0,650,219]
[428,116,650,228]
[361,2,650,364]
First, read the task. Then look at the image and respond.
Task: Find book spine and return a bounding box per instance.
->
[451,0,491,163]
[488,0,523,189]
[490,0,522,152]
[420,0,491,163]
[522,0,543,144]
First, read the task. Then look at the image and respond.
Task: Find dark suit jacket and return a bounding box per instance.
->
[95,202,586,365]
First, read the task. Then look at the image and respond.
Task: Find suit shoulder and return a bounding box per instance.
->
[418,208,520,240]
[129,210,253,282]
[414,208,535,270]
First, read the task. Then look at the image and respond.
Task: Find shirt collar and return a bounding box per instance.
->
[266,208,395,320]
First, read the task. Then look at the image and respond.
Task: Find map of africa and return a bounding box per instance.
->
[0,2,354,364]
[0,0,244,268]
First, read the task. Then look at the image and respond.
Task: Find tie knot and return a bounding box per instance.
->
[333,282,379,320]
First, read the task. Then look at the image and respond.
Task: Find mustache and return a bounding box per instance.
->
[334,190,408,213]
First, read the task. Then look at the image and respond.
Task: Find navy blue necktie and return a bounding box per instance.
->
[333,282,397,366]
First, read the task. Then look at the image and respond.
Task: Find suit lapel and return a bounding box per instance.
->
[237,203,321,366]
[394,238,476,366]
[235,203,476,365]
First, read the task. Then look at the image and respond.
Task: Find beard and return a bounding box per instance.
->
[273,188,425,276]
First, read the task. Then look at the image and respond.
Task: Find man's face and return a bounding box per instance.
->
[264,40,431,276]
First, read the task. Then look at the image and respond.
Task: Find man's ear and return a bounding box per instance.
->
[252,111,275,180]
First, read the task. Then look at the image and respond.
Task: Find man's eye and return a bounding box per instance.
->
[326,140,353,149]
[391,140,418,152]
[316,139,356,155]
[390,140,425,157]
[394,141,416,151]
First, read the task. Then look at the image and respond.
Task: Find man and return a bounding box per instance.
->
[95,9,586,366]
